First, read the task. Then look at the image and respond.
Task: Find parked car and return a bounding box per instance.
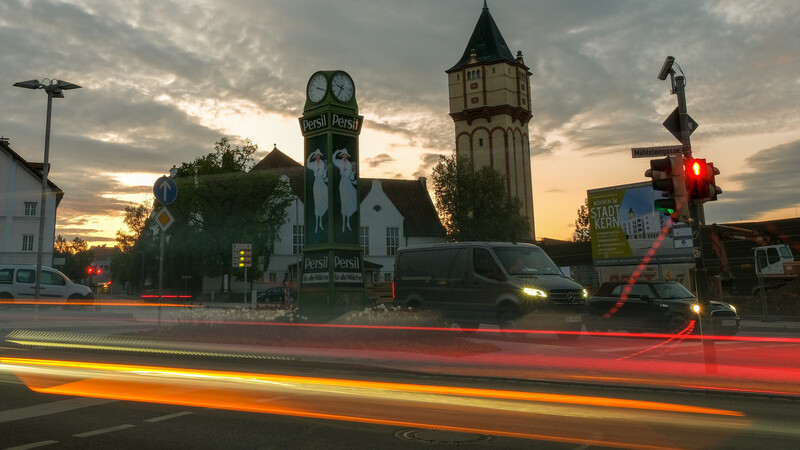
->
[586,280,740,334]
[0,265,94,308]
[256,286,287,303]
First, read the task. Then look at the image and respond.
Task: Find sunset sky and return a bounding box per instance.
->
[2,0,799,248]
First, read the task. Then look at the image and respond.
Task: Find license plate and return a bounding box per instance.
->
[721,319,736,327]
[565,315,582,323]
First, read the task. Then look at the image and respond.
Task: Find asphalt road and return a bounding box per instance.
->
[1,358,800,450]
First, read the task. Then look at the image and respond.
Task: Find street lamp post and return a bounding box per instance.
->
[13,79,81,303]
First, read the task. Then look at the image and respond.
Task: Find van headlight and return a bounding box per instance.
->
[691,304,701,314]
[523,287,547,298]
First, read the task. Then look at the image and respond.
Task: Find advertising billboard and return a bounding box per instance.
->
[588,182,693,265]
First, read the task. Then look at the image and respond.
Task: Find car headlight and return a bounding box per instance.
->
[523,287,547,298]
[691,304,701,314]
[729,304,737,313]
[582,288,588,298]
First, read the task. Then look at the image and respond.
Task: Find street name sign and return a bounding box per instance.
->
[631,145,683,159]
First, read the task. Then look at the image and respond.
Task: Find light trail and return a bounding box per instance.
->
[0,357,743,417]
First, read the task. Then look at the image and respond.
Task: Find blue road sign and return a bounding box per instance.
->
[153,176,178,205]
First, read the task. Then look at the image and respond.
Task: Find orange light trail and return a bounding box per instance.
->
[0,357,743,417]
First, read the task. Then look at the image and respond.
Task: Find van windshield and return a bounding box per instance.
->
[495,247,562,276]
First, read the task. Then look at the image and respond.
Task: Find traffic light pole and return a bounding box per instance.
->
[675,74,717,372]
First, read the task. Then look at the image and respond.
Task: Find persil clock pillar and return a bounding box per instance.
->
[298,70,367,318]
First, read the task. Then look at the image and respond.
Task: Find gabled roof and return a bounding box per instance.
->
[252,145,302,171]
[361,178,446,237]
[448,1,517,72]
[0,138,64,205]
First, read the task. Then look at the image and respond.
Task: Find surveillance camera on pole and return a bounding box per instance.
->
[657,56,675,81]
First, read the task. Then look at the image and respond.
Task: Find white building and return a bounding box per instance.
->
[0,138,62,265]
[251,147,446,286]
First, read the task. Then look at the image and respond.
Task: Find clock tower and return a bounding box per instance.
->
[446,1,535,238]
[299,70,367,318]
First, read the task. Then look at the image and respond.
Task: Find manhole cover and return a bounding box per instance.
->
[394,428,494,445]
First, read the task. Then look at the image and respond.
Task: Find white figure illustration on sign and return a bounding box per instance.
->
[333,148,357,232]
[306,149,328,233]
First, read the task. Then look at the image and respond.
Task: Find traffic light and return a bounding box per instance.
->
[645,155,689,221]
[232,244,253,268]
[706,162,722,201]
[87,266,94,275]
[684,158,709,199]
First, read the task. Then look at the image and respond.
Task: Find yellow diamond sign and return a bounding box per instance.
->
[154,207,174,231]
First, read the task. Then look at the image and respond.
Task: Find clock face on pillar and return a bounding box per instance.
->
[307,72,328,103]
[331,72,354,102]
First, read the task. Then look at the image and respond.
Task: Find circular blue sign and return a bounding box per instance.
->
[153,176,178,205]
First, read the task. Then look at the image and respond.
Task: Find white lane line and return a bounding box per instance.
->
[0,397,115,423]
[144,411,193,423]
[5,440,59,450]
[73,424,135,438]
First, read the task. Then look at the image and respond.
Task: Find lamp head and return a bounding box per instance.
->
[13,79,41,90]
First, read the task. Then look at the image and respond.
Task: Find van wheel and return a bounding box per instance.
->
[498,309,523,340]
[65,294,83,311]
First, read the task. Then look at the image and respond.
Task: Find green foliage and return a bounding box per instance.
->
[165,137,292,281]
[111,200,156,293]
[432,154,530,242]
[573,198,591,242]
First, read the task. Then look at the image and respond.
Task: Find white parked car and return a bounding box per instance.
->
[0,265,94,308]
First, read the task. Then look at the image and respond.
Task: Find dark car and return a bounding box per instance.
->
[586,280,740,334]
[256,286,286,303]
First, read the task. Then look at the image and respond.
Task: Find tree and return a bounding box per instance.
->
[432,154,530,242]
[53,235,93,281]
[111,201,156,293]
[573,198,591,242]
[165,137,293,284]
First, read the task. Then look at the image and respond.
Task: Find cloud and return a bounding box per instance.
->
[1,0,799,243]
[709,140,800,223]
[365,153,395,168]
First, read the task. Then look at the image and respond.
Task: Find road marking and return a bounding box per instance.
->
[0,397,115,423]
[144,411,193,423]
[5,440,59,450]
[73,424,135,437]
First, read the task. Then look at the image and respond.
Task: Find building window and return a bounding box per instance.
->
[24,202,37,216]
[268,272,278,283]
[478,138,484,147]
[22,234,34,252]
[292,225,304,254]
[360,227,370,255]
[386,227,399,256]
[384,272,393,282]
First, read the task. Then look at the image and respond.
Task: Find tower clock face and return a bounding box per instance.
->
[331,72,354,102]
[307,73,327,103]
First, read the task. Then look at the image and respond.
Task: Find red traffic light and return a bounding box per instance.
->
[96,268,103,275]
[684,158,709,199]
[87,267,94,275]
